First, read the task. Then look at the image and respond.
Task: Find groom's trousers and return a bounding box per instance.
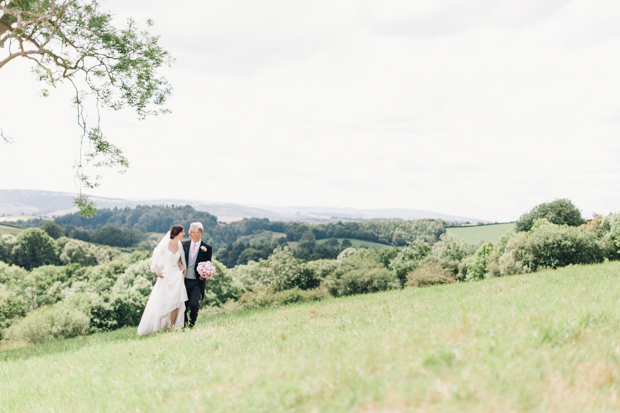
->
[184,278,201,327]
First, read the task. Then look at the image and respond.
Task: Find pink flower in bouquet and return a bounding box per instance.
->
[197,261,216,279]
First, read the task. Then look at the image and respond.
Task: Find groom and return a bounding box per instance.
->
[182,222,213,328]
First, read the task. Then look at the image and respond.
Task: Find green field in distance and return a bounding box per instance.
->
[315,238,391,250]
[446,222,515,245]
[0,223,24,236]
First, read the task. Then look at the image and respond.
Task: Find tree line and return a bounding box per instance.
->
[53,205,447,251]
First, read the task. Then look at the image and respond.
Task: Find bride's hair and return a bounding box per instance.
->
[170,225,184,239]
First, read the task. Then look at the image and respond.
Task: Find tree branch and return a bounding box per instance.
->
[0,128,13,143]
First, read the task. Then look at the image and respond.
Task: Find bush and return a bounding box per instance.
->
[90,290,147,332]
[201,259,243,308]
[431,233,472,262]
[111,259,154,296]
[29,265,75,307]
[336,268,400,296]
[60,239,98,266]
[231,247,319,292]
[11,228,59,270]
[468,242,494,280]
[0,290,27,339]
[406,263,456,288]
[515,199,585,232]
[238,286,331,310]
[0,234,16,264]
[389,241,431,284]
[602,213,620,258]
[499,220,605,275]
[4,294,93,343]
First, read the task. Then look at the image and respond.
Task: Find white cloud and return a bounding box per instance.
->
[1,0,619,222]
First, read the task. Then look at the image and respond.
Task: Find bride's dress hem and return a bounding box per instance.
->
[137,249,188,336]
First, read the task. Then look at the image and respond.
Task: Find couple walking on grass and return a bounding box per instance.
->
[137,222,213,336]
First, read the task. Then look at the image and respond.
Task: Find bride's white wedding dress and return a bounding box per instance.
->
[137,245,188,336]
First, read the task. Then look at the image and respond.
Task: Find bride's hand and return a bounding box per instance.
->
[156,272,164,278]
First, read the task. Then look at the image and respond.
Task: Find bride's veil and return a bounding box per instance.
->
[150,231,171,273]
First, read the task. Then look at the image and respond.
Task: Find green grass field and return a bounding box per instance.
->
[0,223,24,236]
[446,222,515,245]
[2,261,620,411]
[316,238,391,250]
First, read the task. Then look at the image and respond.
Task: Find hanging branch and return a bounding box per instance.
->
[0,0,174,217]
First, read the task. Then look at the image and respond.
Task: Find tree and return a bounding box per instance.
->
[0,0,173,216]
[515,199,585,232]
[91,225,146,247]
[40,220,64,239]
[11,228,58,270]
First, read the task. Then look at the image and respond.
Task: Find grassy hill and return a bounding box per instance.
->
[316,238,391,250]
[446,222,515,245]
[2,262,620,411]
[0,223,24,236]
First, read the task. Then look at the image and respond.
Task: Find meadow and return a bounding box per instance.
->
[446,222,515,245]
[316,238,390,250]
[1,261,619,412]
[0,223,23,236]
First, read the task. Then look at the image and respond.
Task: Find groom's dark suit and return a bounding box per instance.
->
[182,239,212,327]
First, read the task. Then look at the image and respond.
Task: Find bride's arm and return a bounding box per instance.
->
[178,241,187,274]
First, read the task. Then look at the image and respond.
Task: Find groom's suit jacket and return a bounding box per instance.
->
[182,240,213,301]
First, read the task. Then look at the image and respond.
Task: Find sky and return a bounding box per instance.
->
[1,0,619,222]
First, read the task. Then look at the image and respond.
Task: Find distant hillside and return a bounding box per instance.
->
[0,189,489,224]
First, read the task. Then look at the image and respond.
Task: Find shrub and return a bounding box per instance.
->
[515,199,585,232]
[499,221,605,275]
[201,259,243,308]
[111,259,154,296]
[336,268,400,296]
[431,233,472,262]
[389,241,431,284]
[0,261,29,287]
[602,213,620,258]
[90,290,147,332]
[468,242,494,280]
[0,234,16,264]
[4,294,93,343]
[0,290,27,339]
[29,265,74,307]
[304,259,340,280]
[231,247,319,292]
[238,286,331,310]
[406,263,456,288]
[59,239,98,266]
[11,228,59,270]
[110,290,147,327]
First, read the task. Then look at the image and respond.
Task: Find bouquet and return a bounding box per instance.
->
[197,261,216,279]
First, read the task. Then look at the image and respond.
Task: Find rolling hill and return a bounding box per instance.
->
[0,189,489,224]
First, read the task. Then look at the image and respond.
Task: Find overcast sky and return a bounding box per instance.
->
[1,0,619,222]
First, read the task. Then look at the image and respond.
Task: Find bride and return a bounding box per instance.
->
[137,225,188,335]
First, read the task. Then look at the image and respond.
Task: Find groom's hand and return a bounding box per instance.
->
[156,272,164,278]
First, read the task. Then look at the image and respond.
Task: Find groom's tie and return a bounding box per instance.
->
[191,243,196,258]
